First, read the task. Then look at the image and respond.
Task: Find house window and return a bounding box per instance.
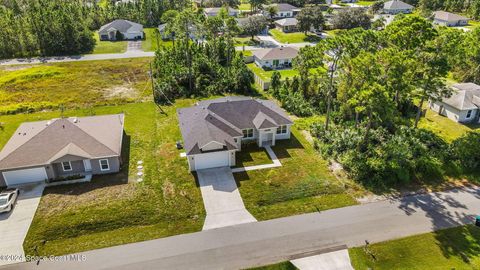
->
[243,128,254,138]
[276,125,287,134]
[99,159,110,171]
[466,110,472,118]
[62,161,72,172]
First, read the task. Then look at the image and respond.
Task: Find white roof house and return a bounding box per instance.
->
[99,19,144,41]
[429,83,480,124]
[203,7,239,17]
[383,0,414,14]
[433,11,470,27]
[253,47,299,69]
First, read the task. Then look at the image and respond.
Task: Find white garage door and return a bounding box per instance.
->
[3,167,48,186]
[195,151,230,170]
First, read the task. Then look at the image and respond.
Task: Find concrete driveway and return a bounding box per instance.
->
[0,183,44,266]
[127,41,142,52]
[197,167,256,230]
[291,249,354,270]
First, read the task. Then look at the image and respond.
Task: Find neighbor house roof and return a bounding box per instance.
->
[441,83,480,111]
[204,7,238,16]
[253,47,299,61]
[99,19,143,34]
[434,11,469,22]
[264,3,298,12]
[0,114,124,170]
[275,17,298,27]
[177,97,293,155]
[383,0,414,10]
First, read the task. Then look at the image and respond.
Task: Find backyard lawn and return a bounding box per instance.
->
[419,109,480,142]
[92,32,127,54]
[13,101,206,256]
[466,20,480,30]
[356,0,375,6]
[0,58,152,114]
[236,126,361,220]
[269,29,321,44]
[349,225,480,269]
[247,63,299,81]
[142,28,173,52]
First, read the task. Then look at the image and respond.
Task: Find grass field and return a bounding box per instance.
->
[92,33,127,54]
[466,20,480,30]
[0,58,152,115]
[247,63,299,81]
[350,225,480,269]
[237,127,360,220]
[356,0,375,6]
[142,28,173,52]
[14,101,206,256]
[248,262,298,270]
[419,108,480,142]
[269,29,321,44]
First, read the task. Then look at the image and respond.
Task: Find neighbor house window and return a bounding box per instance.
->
[466,110,472,118]
[99,159,110,171]
[62,161,72,172]
[276,125,287,134]
[243,128,254,138]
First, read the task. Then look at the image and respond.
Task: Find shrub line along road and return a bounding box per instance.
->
[3,186,479,270]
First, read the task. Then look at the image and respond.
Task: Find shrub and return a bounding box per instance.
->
[451,132,480,171]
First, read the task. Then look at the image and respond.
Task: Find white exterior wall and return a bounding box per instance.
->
[384,8,412,14]
[123,31,144,40]
[275,125,292,140]
[430,101,478,123]
[254,57,294,69]
[434,19,468,27]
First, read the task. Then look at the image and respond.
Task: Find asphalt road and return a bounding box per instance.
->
[3,186,479,270]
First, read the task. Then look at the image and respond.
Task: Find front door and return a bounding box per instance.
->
[83,160,92,172]
[273,59,279,68]
[262,132,273,147]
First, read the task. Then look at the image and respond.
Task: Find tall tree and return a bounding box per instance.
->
[296,5,325,34]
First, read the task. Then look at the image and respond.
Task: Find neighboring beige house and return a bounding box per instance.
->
[433,11,470,27]
[99,19,144,41]
[275,18,298,33]
[204,7,239,17]
[262,3,300,19]
[253,47,299,69]
[429,83,480,124]
[177,97,293,171]
[0,115,125,187]
[383,0,414,14]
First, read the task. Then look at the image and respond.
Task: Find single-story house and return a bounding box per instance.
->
[262,3,300,19]
[99,19,144,41]
[0,115,125,187]
[177,96,293,171]
[204,7,239,17]
[275,18,298,33]
[383,0,414,14]
[429,83,480,124]
[433,11,470,27]
[253,47,299,69]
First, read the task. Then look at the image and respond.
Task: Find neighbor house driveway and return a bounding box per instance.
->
[0,183,44,266]
[197,167,256,230]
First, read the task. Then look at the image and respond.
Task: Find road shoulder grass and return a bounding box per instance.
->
[349,225,480,269]
[92,32,127,54]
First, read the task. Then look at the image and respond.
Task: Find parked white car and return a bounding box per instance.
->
[0,189,19,213]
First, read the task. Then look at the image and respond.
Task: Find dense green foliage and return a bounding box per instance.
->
[331,9,371,30]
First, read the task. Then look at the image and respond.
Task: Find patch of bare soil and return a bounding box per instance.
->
[2,65,34,71]
[103,84,139,99]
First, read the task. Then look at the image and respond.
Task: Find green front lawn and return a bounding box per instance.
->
[235,142,273,168]
[0,58,152,115]
[239,3,251,11]
[356,0,375,6]
[142,28,173,52]
[236,127,360,221]
[269,29,321,44]
[247,63,299,82]
[15,101,206,256]
[247,262,298,270]
[350,225,480,269]
[419,109,480,142]
[92,32,127,54]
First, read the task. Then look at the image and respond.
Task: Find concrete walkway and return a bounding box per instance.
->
[232,145,281,173]
[0,183,44,266]
[291,249,354,270]
[126,41,142,52]
[8,186,479,270]
[197,167,256,230]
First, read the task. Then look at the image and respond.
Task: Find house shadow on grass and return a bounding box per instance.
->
[44,133,131,196]
[270,132,304,159]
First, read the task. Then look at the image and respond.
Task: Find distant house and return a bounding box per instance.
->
[204,7,239,17]
[262,3,300,19]
[383,0,414,14]
[0,115,125,187]
[429,83,480,124]
[253,47,299,69]
[158,24,170,39]
[99,19,144,41]
[274,18,299,33]
[433,11,470,27]
[177,97,293,171]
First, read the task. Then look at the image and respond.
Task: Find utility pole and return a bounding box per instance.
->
[149,62,165,115]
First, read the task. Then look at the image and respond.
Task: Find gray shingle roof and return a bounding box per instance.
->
[275,17,298,26]
[264,3,298,12]
[177,97,293,155]
[253,47,299,61]
[441,83,480,110]
[434,11,469,22]
[383,0,414,10]
[99,20,143,34]
[0,114,124,170]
